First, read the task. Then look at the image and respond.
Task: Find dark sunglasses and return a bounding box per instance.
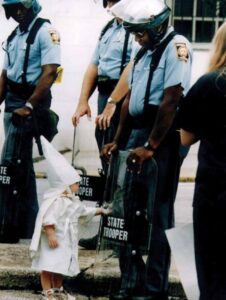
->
[131,31,146,38]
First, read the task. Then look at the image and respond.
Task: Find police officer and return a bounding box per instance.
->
[102,0,193,299]
[0,0,61,242]
[72,0,133,250]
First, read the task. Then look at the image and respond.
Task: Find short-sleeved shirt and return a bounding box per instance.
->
[128,26,192,117]
[180,71,226,169]
[3,16,61,86]
[91,19,133,80]
[180,71,226,142]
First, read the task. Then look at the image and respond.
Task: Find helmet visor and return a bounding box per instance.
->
[3,2,25,19]
[103,0,120,8]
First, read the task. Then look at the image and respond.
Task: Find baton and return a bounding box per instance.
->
[31,111,43,156]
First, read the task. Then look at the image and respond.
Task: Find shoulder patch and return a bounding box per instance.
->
[48,29,60,45]
[175,43,189,62]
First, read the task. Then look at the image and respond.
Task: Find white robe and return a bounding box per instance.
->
[30,189,97,276]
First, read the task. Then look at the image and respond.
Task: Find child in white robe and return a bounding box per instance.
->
[30,136,108,300]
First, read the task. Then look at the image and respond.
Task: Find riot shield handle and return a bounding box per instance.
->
[31,111,43,156]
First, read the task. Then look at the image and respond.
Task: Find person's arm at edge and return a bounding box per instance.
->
[180,129,199,147]
[0,70,7,106]
[72,63,98,126]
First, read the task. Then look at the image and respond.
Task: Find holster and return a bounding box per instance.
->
[97,75,118,94]
[6,78,35,98]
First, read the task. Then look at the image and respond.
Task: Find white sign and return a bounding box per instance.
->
[166,223,199,300]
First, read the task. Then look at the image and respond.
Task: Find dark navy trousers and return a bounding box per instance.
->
[119,127,181,295]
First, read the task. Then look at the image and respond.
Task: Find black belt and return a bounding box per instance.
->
[97,76,118,94]
[6,78,35,98]
[131,104,159,129]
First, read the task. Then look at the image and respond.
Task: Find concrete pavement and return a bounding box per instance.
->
[0,242,187,299]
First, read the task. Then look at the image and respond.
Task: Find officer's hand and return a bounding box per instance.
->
[13,106,32,117]
[127,147,154,174]
[72,103,91,126]
[96,103,116,130]
[100,142,118,162]
[12,107,31,127]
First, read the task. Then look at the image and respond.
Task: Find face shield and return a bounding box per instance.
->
[102,0,120,8]
[2,0,41,19]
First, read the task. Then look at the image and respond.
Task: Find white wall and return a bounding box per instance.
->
[0,0,210,157]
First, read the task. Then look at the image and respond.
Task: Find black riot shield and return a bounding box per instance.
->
[0,161,24,243]
[92,150,158,297]
[0,115,39,243]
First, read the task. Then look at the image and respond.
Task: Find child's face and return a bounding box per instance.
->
[70,182,80,193]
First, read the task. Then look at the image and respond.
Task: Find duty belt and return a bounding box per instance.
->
[97,76,118,94]
[6,78,35,98]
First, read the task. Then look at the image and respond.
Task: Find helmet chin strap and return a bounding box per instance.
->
[146,20,169,50]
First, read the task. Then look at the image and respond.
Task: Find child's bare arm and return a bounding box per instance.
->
[96,207,112,216]
[44,225,59,249]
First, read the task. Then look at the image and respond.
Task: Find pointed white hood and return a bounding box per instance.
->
[40,136,81,190]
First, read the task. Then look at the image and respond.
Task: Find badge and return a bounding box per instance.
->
[48,29,60,45]
[176,43,189,62]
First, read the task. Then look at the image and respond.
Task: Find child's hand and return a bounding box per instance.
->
[47,233,59,249]
[44,225,59,249]
[101,207,113,215]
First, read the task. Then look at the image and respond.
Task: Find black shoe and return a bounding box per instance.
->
[132,292,168,300]
[78,235,98,250]
[132,297,153,300]
[109,289,131,300]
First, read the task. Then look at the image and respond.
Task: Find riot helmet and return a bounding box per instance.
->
[2,0,41,19]
[111,0,171,48]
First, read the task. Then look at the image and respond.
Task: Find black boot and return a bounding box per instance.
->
[78,234,98,250]
[132,292,168,300]
[109,289,132,300]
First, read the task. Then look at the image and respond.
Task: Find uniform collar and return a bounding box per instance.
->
[160,26,174,42]
[113,18,123,28]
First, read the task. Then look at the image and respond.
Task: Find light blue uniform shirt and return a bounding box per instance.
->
[3,17,61,86]
[91,19,133,80]
[129,27,193,117]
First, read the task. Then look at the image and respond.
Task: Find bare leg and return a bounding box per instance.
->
[41,271,53,290]
[52,273,63,289]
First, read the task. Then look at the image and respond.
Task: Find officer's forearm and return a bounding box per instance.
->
[27,64,58,107]
[0,70,7,105]
[78,64,98,104]
[148,85,183,148]
[149,103,177,147]
[110,62,132,103]
[113,92,132,148]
